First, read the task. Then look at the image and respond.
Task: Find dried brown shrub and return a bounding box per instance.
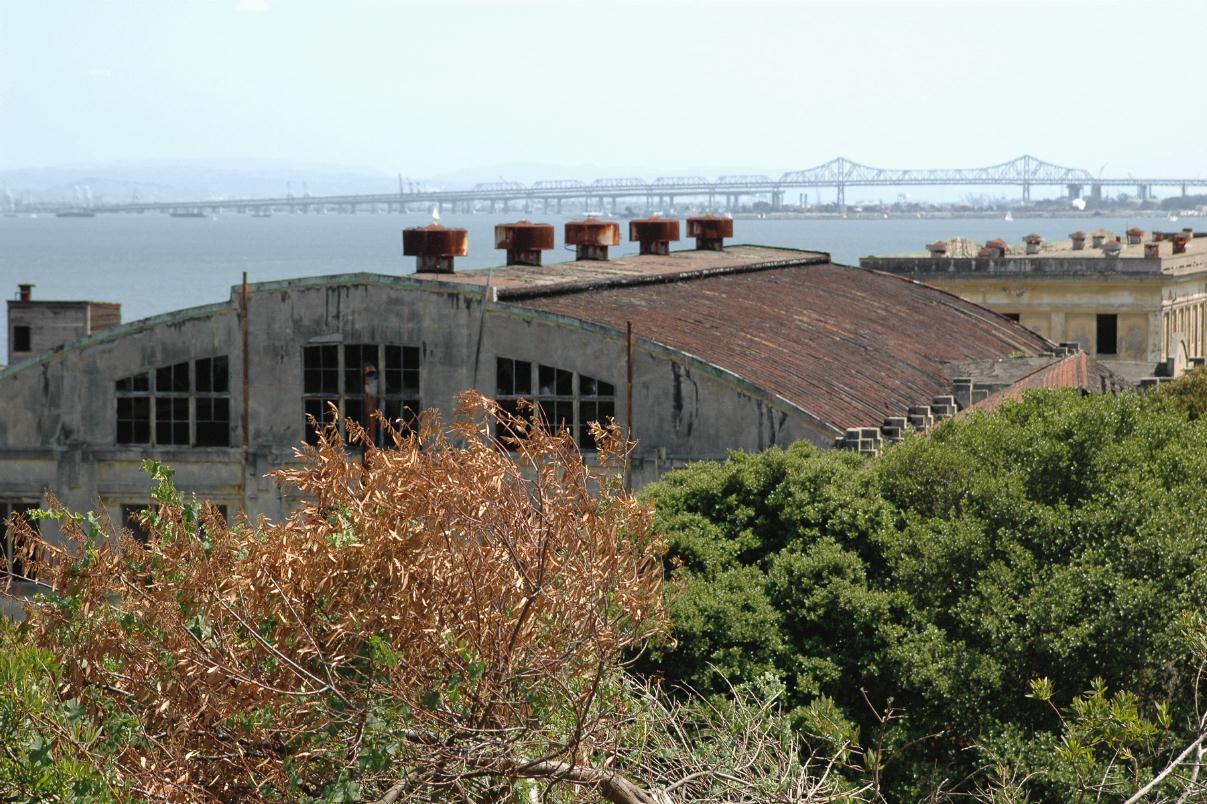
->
[7,392,666,801]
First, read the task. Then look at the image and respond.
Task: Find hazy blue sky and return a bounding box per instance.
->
[2,0,1205,178]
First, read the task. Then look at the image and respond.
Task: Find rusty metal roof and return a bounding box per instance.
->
[509,249,1053,431]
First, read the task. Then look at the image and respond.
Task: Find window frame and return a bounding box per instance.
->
[12,325,31,353]
[115,356,231,447]
[302,343,421,446]
[494,357,616,451]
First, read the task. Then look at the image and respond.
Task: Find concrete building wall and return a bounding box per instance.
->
[0,275,833,544]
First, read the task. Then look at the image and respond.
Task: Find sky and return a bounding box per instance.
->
[2,0,1206,180]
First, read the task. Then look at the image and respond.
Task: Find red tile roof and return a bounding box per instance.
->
[510,251,1052,431]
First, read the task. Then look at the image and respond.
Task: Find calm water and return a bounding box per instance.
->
[0,211,1172,359]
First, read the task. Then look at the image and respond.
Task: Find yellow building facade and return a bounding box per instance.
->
[861,230,1207,376]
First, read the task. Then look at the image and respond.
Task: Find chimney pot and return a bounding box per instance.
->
[685,215,733,251]
[564,218,621,261]
[17,284,33,302]
[402,224,469,273]
[494,220,555,266]
[629,217,680,256]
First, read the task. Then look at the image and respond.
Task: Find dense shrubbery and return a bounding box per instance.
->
[638,388,1207,801]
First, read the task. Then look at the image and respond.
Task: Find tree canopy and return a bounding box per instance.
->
[638,388,1207,801]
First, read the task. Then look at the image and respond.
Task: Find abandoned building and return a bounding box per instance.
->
[861,227,1207,381]
[1,217,1092,593]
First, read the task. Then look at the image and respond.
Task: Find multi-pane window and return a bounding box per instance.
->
[495,357,616,450]
[115,356,230,446]
[302,343,420,446]
[1,502,40,580]
[122,502,227,546]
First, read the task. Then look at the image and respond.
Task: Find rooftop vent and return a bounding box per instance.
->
[1153,231,1166,242]
[402,224,469,273]
[629,217,680,256]
[1103,240,1122,256]
[1070,230,1087,250]
[1091,232,1106,248]
[494,220,555,266]
[984,238,1009,258]
[1024,233,1043,255]
[564,218,621,261]
[926,240,948,256]
[1183,227,1195,238]
[1173,234,1189,255]
[976,246,996,259]
[1126,227,1145,245]
[1145,242,1161,258]
[685,215,733,251]
[17,283,33,302]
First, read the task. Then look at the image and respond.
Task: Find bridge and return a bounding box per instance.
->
[28,155,1207,216]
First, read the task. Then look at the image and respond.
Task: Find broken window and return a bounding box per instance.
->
[494,358,616,451]
[12,325,31,353]
[1,502,40,580]
[303,344,420,446]
[115,357,231,447]
[578,374,616,449]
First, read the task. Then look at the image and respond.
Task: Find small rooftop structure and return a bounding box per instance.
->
[629,217,680,256]
[402,223,469,273]
[6,284,122,365]
[494,221,554,267]
[564,218,621,262]
[685,215,733,251]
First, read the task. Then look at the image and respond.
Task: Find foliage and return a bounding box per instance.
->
[0,623,121,801]
[638,389,1207,802]
[1159,365,1207,419]
[4,394,671,801]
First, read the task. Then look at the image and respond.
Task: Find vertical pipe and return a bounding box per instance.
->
[241,272,250,511]
[624,321,634,494]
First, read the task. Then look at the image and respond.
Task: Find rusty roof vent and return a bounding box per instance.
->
[1145,242,1161,258]
[1091,232,1107,248]
[1183,227,1195,238]
[17,283,33,302]
[494,220,555,266]
[1024,233,1043,255]
[564,218,621,261]
[926,240,948,256]
[984,238,1009,258]
[1126,227,1145,245]
[1173,234,1190,255]
[1070,230,1087,250]
[629,216,680,256]
[685,215,733,251]
[1103,240,1122,256]
[402,224,469,273]
[976,246,996,259]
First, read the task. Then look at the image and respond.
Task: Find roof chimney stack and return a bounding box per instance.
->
[564,218,621,261]
[17,284,33,303]
[686,215,733,251]
[402,224,469,273]
[985,238,1009,258]
[1070,230,1087,250]
[1091,232,1106,248]
[629,217,680,256]
[1126,227,1145,245]
[494,221,554,266]
[1024,233,1043,255]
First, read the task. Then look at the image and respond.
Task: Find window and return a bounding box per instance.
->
[115,356,231,446]
[122,503,228,547]
[1097,314,1118,355]
[302,343,420,446]
[1,502,40,580]
[494,357,616,450]
[12,325,31,353]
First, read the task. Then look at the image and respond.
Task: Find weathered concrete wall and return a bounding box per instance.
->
[0,274,833,544]
[6,302,91,365]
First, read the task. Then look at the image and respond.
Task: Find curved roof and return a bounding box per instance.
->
[509,249,1052,430]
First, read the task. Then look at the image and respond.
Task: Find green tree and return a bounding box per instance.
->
[639,389,1207,802]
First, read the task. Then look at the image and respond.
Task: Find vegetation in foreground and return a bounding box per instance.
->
[4,379,1207,801]
[639,383,1207,802]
